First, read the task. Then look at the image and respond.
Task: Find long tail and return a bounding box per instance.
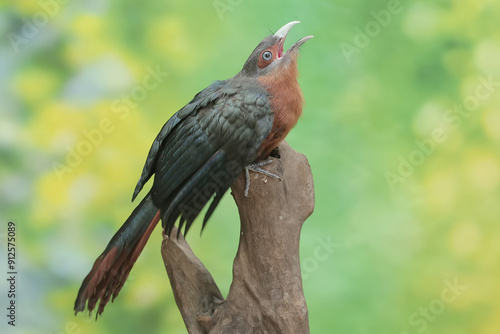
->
[74,194,160,317]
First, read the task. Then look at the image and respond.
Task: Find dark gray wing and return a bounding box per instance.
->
[132,78,273,235]
[132,80,228,201]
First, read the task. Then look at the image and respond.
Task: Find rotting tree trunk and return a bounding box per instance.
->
[161,141,315,334]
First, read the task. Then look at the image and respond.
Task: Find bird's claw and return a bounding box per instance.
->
[244,160,281,197]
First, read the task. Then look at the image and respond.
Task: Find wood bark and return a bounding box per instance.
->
[161,141,315,334]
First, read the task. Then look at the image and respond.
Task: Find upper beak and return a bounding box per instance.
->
[273,21,314,58]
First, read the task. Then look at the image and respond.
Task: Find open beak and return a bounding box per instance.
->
[273,21,314,58]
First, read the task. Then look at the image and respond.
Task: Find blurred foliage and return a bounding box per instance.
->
[1,0,500,333]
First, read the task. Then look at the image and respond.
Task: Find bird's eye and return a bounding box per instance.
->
[262,51,273,61]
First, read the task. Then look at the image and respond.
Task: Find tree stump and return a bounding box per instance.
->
[161,141,315,334]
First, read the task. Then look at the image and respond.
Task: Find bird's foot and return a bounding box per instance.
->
[244,160,281,197]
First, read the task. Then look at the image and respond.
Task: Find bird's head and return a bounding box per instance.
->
[239,21,313,78]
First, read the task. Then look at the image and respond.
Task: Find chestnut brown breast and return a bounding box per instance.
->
[257,59,304,159]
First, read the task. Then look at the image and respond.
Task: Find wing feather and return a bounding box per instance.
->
[133,78,274,234]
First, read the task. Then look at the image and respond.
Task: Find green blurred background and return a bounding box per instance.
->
[1,0,499,333]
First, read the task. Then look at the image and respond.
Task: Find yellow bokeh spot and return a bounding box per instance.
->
[48,287,74,310]
[126,268,169,307]
[460,75,486,101]
[423,170,457,212]
[475,39,500,75]
[146,16,196,68]
[28,101,86,150]
[72,13,104,39]
[481,108,500,141]
[62,36,91,68]
[12,1,41,15]
[33,172,71,228]
[12,67,60,106]
[449,221,482,256]
[64,13,115,66]
[480,305,500,334]
[464,150,500,192]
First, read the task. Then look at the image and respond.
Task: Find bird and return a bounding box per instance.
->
[74,21,313,317]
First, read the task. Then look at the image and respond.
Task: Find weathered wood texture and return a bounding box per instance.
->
[161,141,315,334]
